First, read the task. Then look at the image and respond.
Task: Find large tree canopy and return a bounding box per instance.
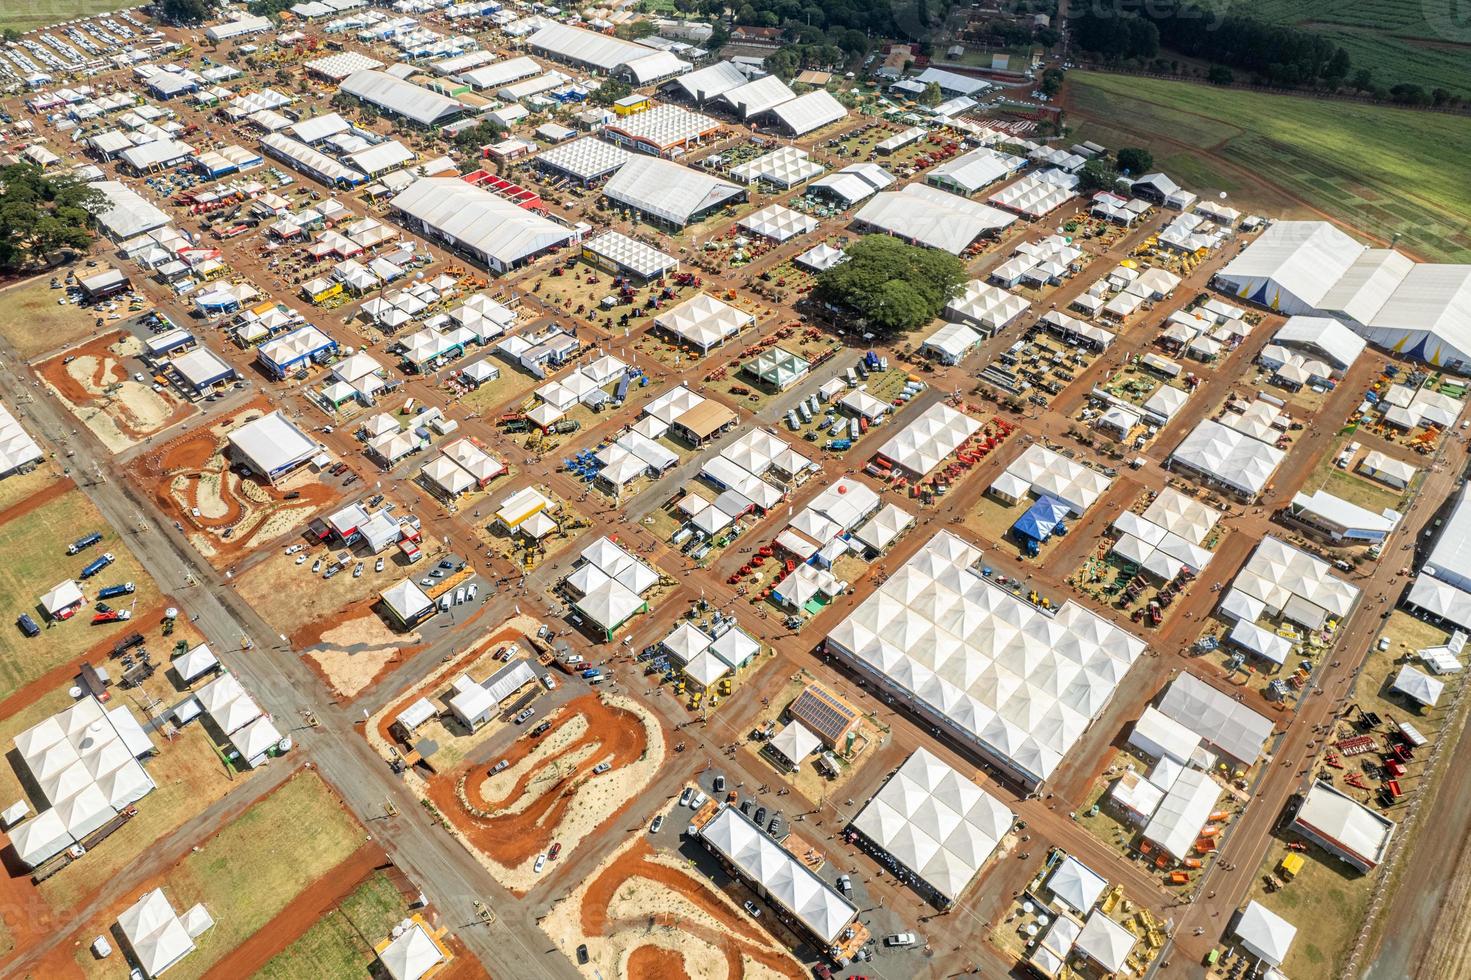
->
[814,236,965,334]
[0,164,105,270]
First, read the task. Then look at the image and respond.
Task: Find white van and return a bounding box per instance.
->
[453,587,465,605]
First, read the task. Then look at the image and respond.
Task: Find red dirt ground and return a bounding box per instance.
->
[0,476,72,529]
[128,398,339,567]
[581,839,801,979]
[200,841,388,980]
[36,331,195,439]
[627,945,691,980]
[427,694,647,869]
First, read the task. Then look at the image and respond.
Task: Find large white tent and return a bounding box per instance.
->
[731,145,824,187]
[118,888,198,978]
[738,204,817,242]
[1168,418,1285,499]
[827,532,1146,786]
[991,444,1113,516]
[1218,536,1360,632]
[873,402,981,478]
[699,805,858,943]
[654,293,754,352]
[1292,781,1395,871]
[855,183,1016,254]
[379,921,446,980]
[603,156,743,228]
[1391,664,1444,706]
[391,178,575,273]
[945,280,1029,333]
[339,70,463,126]
[1142,767,1220,860]
[851,747,1012,901]
[1156,673,1274,767]
[1075,910,1137,974]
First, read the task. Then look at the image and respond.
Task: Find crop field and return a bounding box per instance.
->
[1229,0,1471,96]
[1063,72,1471,263]
[255,872,408,980]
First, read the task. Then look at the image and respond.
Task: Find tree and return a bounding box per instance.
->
[590,76,633,106]
[2,29,19,42]
[0,165,105,270]
[918,81,943,107]
[160,0,217,24]
[1039,68,1065,98]
[813,236,965,335]
[1076,157,1119,193]
[1115,147,1152,175]
[1207,65,1234,86]
[615,20,657,40]
[1351,68,1374,90]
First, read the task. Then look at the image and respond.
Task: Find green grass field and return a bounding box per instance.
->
[254,872,408,980]
[1226,0,1471,96]
[1064,72,1471,263]
[73,770,367,980]
[0,487,159,700]
[0,0,136,34]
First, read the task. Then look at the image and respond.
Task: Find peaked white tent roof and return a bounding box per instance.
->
[339,70,463,125]
[1075,910,1136,973]
[118,888,196,978]
[1234,900,1297,966]
[766,89,846,135]
[731,145,824,187]
[852,747,1012,901]
[391,177,574,269]
[1295,781,1395,869]
[1047,855,1107,914]
[380,921,445,980]
[874,402,981,478]
[654,293,754,350]
[1143,766,1221,860]
[1169,418,1285,498]
[855,183,1016,254]
[1157,672,1274,766]
[603,156,742,227]
[994,444,1113,516]
[768,721,821,766]
[739,204,817,242]
[699,805,858,942]
[1391,664,1444,706]
[827,532,1146,786]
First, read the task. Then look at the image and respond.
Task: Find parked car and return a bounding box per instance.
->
[530,721,551,737]
[490,759,509,774]
[513,707,535,725]
[713,774,726,793]
[753,806,766,825]
[15,613,39,638]
[576,944,589,965]
[689,791,707,809]
[836,875,852,896]
[742,900,761,919]
[678,787,694,807]
[650,814,664,833]
[541,672,557,690]
[534,854,546,873]
[592,762,611,775]
[884,933,917,947]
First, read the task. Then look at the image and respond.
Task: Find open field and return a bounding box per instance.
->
[0,276,103,359]
[72,768,367,980]
[254,871,407,980]
[0,0,134,34]
[1063,72,1471,263]
[1228,0,1471,96]
[0,486,159,700]
[0,462,61,515]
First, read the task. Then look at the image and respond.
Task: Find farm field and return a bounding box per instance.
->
[1063,71,1471,263]
[0,276,104,359]
[1227,0,1471,96]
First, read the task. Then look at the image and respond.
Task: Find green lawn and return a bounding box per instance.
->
[254,872,407,980]
[76,770,367,980]
[1225,0,1471,97]
[0,0,136,35]
[0,488,160,700]
[1064,72,1471,263]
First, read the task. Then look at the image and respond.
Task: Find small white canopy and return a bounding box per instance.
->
[768,721,821,766]
[380,922,445,980]
[118,888,196,979]
[1047,855,1107,914]
[1235,900,1297,966]
[683,649,730,687]
[1075,910,1136,973]
[172,643,219,683]
[1391,664,1444,707]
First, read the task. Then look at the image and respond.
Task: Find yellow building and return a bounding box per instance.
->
[612,94,651,116]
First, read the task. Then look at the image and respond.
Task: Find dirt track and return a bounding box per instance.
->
[431,694,648,868]
[0,475,73,529]
[579,839,801,979]
[627,944,691,980]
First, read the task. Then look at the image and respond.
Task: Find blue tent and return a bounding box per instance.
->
[1012,496,1069,555]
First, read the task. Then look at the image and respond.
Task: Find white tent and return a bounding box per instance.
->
[922,322,984,365]
[945,280,1028,333]
[603,155,742,228]
[1391,664,1444,706]
[1157,672,1273,767]
[1169,418,1285,499]
[855,183,1015,254]
[380,921,446,980]
[851,747,1011,901]
[874,402,981,478]
[654,293,753,352]
[738,204,817,242]
[118,888,196,978]
[8,809,74,867]
[1047,855,1107,914]
[1234,901,1297,966]
[699,806,857,943]
[1142,767,1221,861]
[768,721,821,767]
[1075,911,1136,973]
